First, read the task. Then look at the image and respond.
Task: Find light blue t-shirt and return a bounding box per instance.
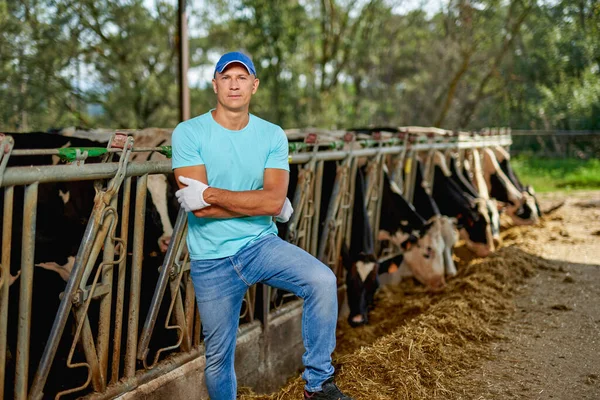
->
[171,111,289,260]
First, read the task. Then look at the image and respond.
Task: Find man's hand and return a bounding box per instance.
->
[176,176,211,212]
[275,198,293,223]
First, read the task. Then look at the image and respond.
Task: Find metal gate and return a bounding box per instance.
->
[0,128,512,399]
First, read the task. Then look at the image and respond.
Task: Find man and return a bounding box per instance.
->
[171,51,353,400]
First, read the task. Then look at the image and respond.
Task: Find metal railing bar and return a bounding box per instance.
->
[310,161,324,258]
[183,271,196,350]
[0,187,14,398]
[10,147,170,157]
[1,161,172,187]
[511,130,600,136]
[124,175,148,378]
[111,177,131,384]
[0,137,512,188]
[14,183,38,400]
[98,195,118,385]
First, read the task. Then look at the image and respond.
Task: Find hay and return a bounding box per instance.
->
[240,232,556,399]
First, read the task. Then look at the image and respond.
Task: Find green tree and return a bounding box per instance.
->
[77,0,180,128]
[0,1,83,131]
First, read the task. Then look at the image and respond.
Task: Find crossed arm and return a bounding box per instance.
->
[174,164,289,219]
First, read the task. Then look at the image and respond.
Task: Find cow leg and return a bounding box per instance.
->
[147,174,173,252]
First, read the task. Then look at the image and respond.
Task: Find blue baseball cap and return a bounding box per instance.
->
[214,51,257,77]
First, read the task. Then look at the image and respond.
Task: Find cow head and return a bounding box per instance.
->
[506,191,540,226]
[401,218,446,291]
[483,148,524,207]
[525,185,542,217]
[456,202,494,257]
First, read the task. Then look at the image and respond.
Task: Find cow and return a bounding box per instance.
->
[492,146,542,219]
[378,167,448,291]
[481,147,539,225]
[427,151,496,257]
[448,152,501,248]
[413,156,493,258]
[333,127,454,289]
[340,166,380,327]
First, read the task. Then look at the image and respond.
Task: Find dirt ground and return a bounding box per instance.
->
[453,190,600,400]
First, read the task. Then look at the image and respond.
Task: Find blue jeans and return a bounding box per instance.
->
[190,234,338,399]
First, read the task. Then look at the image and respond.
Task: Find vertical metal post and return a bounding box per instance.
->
[97,195,118,384]
[310,160,324,257]
[125,175,147,378]
[0,187,14,398]
[184,273,195,347]
[344,157,358,250]
[111,177,131,384]
[193,307,201,347]
[178,0,190,122]
[404,153,418,204]
[14,182,37,400]
[317,165,343,264]
[262,285,270,336]
[373,156,385,255]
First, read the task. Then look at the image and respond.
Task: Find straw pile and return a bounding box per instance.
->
[240,231,555,399]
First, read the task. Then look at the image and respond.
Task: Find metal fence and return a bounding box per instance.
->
[510,130,600,159]
[0,130,511,400]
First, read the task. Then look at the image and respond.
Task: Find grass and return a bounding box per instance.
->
[511,156,600,192]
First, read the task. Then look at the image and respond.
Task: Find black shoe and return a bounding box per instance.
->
[304,378,354,400]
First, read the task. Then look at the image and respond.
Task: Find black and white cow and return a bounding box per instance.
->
[492,146,542,219]
[413,156,492,259]
[449,152,501,248]
[481,147,539,225]
[341,166,380,327]
[378,167,448,291]
[428,152,496,257]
